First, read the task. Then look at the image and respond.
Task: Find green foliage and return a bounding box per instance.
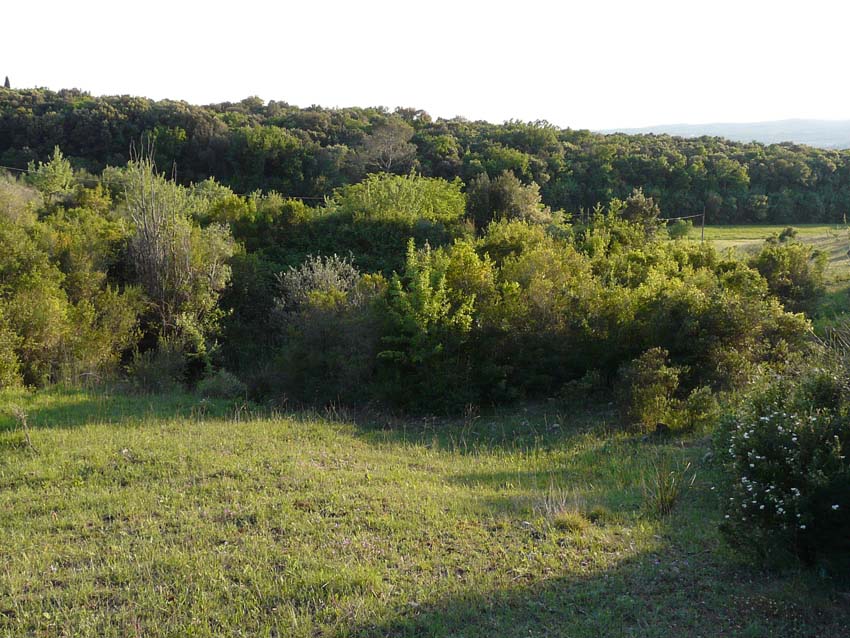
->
[749,239,826,314]
[196,369,247,399]
[779,226,799,242]
[333,172,466,226]
[620,188,663,238]
[466,170,552,228]
[273,255,387,404]
[716,365,850,577]
[378,240,476,410]
[0,92,826,413]
[666,219,693,239]
[355,118,417,174]
[676,386,720,432]
[0,308,21,388]
[123,155,237,367]
[25,146,74,206]
[616,348,681,432]
[127,338,187,394]
[5,88,850,225]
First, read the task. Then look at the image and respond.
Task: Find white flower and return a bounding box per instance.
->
[832,505,840,511]
[800,524,806,530]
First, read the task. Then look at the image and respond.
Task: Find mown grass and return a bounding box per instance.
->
[1,388,848,637]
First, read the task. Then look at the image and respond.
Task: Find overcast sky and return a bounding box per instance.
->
[3,0,849,130]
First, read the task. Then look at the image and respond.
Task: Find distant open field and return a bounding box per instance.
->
[1,389,848,637]
[688,224,850,288]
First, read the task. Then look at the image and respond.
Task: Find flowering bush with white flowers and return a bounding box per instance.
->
[716,375,850,576]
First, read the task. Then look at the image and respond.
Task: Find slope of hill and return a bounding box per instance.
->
[2,388,848,636]
[604,119,850,149]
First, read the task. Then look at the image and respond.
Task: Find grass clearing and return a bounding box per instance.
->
[1,389,848,636]
[687,224,850,329]
[689,224,850,285]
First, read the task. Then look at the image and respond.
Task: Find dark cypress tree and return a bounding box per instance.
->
[3,77,9,89]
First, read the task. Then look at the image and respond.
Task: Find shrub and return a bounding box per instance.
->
[779,226,798,242]
[616,348,681,431]
[674,386,720,432]
[274,255,387,405]
[749,239,825,314]
[127,339,186,393]
[197,369,247,399]
[667,219,693,239]
[560,369,606,406]
[0,313,21,389]
[716,370,850,576]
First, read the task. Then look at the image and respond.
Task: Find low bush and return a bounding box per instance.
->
[675,386,720,432]
[667,219,693,239]
[616,348,681,432]
[273,255,387,405]
[716,366,850,577]
[197,369,247,400]
[749,239,825,314]
[127,339,187,394]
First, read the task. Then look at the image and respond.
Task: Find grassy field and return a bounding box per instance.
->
[1,389,848,637]
[688,224,850,328]
[689,224,850,287]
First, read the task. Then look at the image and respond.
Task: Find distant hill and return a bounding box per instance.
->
[603,119,850,149]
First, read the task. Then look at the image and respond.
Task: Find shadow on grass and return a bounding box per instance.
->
[350,555,847,638]
[0,387,244,432]
[348,403,619,455]
[348,499,849,638]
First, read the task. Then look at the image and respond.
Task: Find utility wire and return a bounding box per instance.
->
[0,162,328,201]
[659,212,704,222]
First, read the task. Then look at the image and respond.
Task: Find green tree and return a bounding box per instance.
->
[378,240,476,409]
[356,119,417,174]
[466,170,552,228]
[123,156,236,356]
[26,146,74,206]
[749,239,826,314]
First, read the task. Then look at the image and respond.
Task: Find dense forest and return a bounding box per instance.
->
[3,88,850,225]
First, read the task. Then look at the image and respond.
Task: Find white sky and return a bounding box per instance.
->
[2,0,849,130]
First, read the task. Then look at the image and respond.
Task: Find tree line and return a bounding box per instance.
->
[2,88,850,225]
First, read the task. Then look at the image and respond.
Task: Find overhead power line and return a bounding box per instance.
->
[0,162,328,201]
